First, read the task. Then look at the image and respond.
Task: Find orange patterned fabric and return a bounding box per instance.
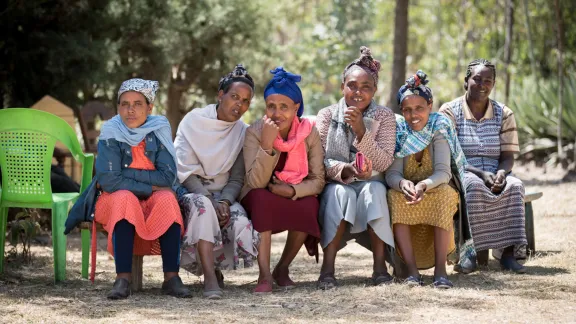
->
[95,140,183,256]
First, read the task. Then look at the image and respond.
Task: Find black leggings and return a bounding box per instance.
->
[112,220,181,273]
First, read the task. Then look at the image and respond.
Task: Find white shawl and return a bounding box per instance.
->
[175,104,247,182]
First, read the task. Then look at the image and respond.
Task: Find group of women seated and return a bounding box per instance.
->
[66,47,528,300]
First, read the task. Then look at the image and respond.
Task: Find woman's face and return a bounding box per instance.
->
[265,94,300,133]
[401,95,432,131]
[341,68,376,110]
[466,65,495,102]
[118,91,152,128]
[217,82,253,122]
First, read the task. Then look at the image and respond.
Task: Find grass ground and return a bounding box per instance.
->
[0,163,575,323]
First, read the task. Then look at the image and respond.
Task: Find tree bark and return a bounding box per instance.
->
[503,0,514,103]
[166,73,189,139]
[553,0,566,167]
[522,0,538,78]
[388,0,409,113]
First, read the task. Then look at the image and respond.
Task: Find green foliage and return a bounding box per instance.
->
[8,209,42,263]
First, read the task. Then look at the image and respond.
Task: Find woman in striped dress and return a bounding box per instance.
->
[439,59,527,274]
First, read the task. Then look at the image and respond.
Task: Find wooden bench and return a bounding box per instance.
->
[79,222,144,292]
[477,191,543,265]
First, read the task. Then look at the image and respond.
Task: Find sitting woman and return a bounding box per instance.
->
[94,79,188,299]
[241,67,325,294]
[174,65,259,299]
[386,71,461,289]
[316,47,396,289]
[439,59,527,273]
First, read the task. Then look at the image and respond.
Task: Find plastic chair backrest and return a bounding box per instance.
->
[0,108,85,205]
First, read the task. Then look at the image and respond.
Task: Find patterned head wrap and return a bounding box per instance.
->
[218,64,255,94]
[264,67,304,117]
[117,78,159,104]
[342,46,382,85]
[397,70,433,105]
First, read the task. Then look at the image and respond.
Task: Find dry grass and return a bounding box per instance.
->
[1,165,576,323]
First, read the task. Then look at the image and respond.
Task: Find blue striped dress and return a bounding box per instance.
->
[440,97,527,259]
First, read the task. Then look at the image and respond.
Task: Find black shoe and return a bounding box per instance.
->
[107,278,131,300]
[500,256,527,274]
[162,276,192,298]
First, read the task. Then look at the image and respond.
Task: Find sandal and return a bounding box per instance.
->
[253,279,273,294]
[203,288,223,299]
[500,256,527,274]
[402,275,423,287]
[433,276,453,289]
[272,268,296,289]
[371,272,394,286]
[317,272,338,290]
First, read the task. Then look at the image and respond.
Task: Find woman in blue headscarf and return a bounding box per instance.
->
[386,71,463,289]
[240,67,326,294]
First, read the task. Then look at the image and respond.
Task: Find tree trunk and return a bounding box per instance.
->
[388,0,409,114]
[522,0,538,78]
[554,0,566,167]
[166,77,188,139]
[454,0,468,98]
[503,0,514,103]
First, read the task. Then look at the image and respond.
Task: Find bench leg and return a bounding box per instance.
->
[131,255,143,292]
[525,202,536,256]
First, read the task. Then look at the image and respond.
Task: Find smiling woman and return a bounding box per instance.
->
[439,59,528,274]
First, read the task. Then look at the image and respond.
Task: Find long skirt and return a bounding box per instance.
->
[465,172,527,259]
[319,181,394,251]
[388,184,458,269]
[94,190,184,256]
[179,192,260,276]
[241,188,321,257]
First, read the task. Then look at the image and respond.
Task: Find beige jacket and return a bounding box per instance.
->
[239,118,326,201]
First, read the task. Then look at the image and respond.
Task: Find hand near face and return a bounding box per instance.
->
[261,115,280,151]
[268,176,296,199]
[344,106,366,139]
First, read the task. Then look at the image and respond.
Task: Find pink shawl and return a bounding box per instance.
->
[273,117,314,185]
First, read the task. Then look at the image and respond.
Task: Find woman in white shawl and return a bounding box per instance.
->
[174,65,259,299]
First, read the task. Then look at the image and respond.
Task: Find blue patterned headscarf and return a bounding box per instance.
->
[118,78,159,103]
[264,67,304,117]
[397,70,433,106]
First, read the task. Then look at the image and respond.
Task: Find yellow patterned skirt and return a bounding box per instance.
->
[387,147,459,269]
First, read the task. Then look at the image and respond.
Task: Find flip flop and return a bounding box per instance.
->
[203,288,223,299]
[317,272,338,290]
[433,276,453,289]
[402,275,423,287]
[371,272,394,286]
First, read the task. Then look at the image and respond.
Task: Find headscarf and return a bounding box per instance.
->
[397,70,433,105]
[99,115,177,171]
[342,46,381,84]
[117,78,159,103]
[218,64,255,93]
[263,67,304,117]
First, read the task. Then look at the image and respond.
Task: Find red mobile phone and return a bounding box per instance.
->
[355,152,365,172]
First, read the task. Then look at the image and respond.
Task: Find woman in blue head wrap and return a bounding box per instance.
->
[386,70,463,289]
[66,78,190,299]
[316,46,396,289]
[240,67,326,294]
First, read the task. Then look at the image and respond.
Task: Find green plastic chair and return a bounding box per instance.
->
[0,108,94,282]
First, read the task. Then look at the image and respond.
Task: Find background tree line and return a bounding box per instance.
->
[1,0,574,164]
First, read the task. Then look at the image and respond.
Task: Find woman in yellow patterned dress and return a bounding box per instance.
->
[386,71,459,289]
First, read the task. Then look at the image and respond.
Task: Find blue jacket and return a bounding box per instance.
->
[64,132,181,234]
